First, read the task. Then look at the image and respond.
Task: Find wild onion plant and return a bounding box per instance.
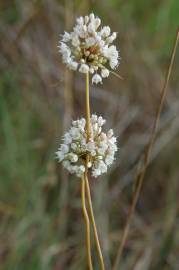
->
[56,13,120,269]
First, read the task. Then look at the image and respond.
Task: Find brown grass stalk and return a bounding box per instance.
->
[112,29,179,270]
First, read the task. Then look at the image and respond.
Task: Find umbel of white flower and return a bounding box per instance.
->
[59,13,120,84]
[56,115,117,178]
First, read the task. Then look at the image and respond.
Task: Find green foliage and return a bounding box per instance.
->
[0,1,20,25]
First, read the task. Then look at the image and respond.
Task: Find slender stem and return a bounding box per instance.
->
[85,72,106,270]
[112,29,179,270]
[86,72,91,141]
[81,176,93,270]
[85,172,106,270]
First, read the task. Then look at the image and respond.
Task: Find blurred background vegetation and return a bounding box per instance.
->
[0,0,179,269]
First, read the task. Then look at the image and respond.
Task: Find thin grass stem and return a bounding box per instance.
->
[112,29,179,270]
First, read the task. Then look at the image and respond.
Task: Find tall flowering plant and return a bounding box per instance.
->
[56,13,120,270]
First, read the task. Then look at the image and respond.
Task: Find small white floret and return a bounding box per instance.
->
[62,32,71,42]
[61,144,69,154]
[79,64,89,74]
[101,68,109,78]
[92,74,102,84]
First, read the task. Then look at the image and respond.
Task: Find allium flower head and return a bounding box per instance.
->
[59,13,120,84]
[56,115,117,178]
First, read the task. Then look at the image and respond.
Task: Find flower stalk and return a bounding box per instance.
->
[85,71,91,140]
[85,72,105,270]
[81,175,93,270]
[85,172,105,270]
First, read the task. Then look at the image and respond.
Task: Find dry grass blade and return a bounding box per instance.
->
[112,29,179,270]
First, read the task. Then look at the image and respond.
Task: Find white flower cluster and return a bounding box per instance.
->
[59,13,120,84]
[56,115,117,178]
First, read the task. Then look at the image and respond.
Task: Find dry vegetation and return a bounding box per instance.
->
[0,1,179,269]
